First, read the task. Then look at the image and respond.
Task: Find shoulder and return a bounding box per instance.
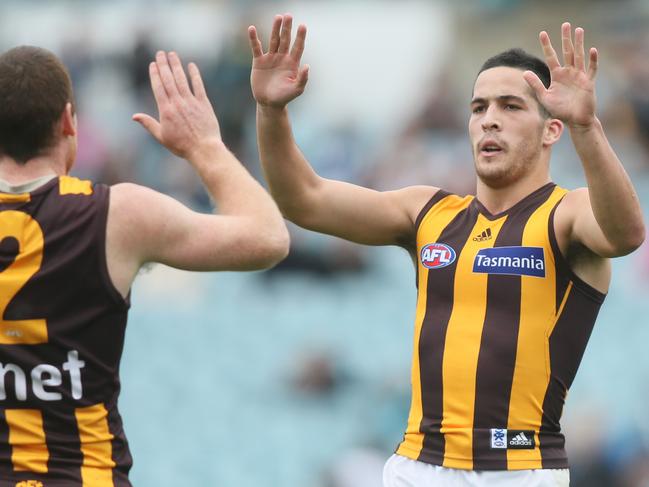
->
[557,186,589,209]
[553,186,588,235]
[107,183,180,247]
[110,182,161,206]
[109,182,180,223]
[388,185,443,222]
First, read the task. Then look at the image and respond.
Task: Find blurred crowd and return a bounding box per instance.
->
[2,1,649,486]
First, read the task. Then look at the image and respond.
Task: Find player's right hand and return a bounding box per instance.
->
[248,14,309,108]
[132,51,223,160]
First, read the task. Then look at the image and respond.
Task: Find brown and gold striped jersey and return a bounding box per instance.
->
[0,176,132,487]
[396,182,605,471]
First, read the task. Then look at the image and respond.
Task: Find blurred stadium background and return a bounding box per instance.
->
[2,0,649,485]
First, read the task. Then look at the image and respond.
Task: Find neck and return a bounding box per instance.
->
[476,169,551,215]
[0,149,68,185]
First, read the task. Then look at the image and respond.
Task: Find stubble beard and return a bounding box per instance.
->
[474,137,542,190]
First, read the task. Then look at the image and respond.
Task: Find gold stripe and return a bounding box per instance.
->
[76,403,116,487]
[59,176,93,196]
[5,409,49,473]
[0,193,30,203]
[396,194,472,459]
[0,211,48,345]
[441,214,507,469]
[507,187,567,469]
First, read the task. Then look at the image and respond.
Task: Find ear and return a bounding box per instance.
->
[542,117,563,147]
[61,102,77,137]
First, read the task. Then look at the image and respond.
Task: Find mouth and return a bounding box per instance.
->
[479,139,505,158]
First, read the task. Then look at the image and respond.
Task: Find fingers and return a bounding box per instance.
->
[149,62,169,108]
[561,22,574,67]
[155,51,180,101]
[188,62,208,100]
[248,26,263,58]
[168,52,191,97]
[539,31,561,70]
[523,70,547,100]
[587,47,598,80]
[254,14,306,60]
[152,51,204,101]
[132,113,162,141]
[574,27,585,71]
[290,24,307,62]
[278,14,293,54]
[268,15,282,53]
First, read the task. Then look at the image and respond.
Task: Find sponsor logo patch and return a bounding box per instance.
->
[490,429,536,449]
[490,428,507,449]
[473,246,545,278]
[420,243,456,269]
[16,481,44,487]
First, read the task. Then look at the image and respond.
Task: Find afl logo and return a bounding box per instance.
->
[420,243,456,269]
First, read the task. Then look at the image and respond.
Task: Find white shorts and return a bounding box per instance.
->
[383,454,570,487]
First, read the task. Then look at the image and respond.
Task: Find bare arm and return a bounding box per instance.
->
[249,15,436,247]
[107,51,289,296]
[526,23,645,257]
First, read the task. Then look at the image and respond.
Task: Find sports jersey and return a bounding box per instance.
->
[0,176,132,487]
[396,182,605,470]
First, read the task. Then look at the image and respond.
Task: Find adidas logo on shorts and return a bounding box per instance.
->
[490,429,535,449]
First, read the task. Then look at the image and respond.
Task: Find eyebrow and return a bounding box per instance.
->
[470,95,528,106]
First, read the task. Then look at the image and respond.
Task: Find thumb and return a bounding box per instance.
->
[132,113,162,141]
[523,70,547,100]
[296,64,309,92]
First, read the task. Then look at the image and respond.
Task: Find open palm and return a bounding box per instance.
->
[249,15,309,108]
[524,23,598,128]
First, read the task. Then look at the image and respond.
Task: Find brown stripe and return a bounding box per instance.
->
[547,204,606,304]
[471,187,555,469]
[0,410,12,479]
[547,204,571,314]
[547,202,577,316]
[413,190,452,289]
[41,408,84,482]
[417,204,480,465]
[107,404,133,485]
[540,284,603,467]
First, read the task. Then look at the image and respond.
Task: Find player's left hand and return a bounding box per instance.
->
[524,22,598,129]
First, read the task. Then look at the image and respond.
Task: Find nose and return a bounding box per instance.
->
[481,105,502,132]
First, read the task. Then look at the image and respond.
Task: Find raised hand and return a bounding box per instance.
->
[524,22,598,128]
[248,14,309,108]
[132,51,222,160]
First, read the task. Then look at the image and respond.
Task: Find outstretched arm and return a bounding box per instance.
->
[107,51,289,296]
[524,23,645,257]
[249,14,435,247]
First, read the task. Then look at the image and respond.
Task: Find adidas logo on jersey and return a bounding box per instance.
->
[509,432,533,447]
[490,428,535,449]
[473,228,492,241]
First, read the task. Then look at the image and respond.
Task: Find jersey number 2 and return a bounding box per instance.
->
[0,210,48,344]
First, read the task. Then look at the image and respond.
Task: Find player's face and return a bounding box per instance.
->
[469,67,547,189]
